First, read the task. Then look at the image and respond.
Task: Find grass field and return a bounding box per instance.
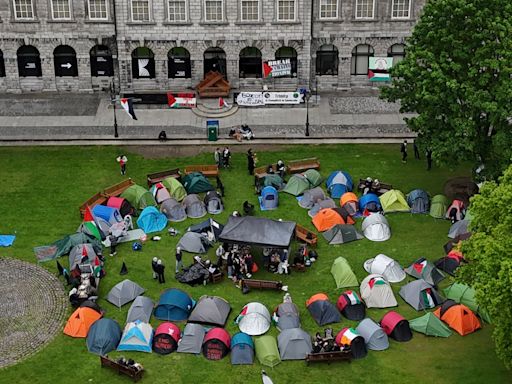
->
[0,144,510,384]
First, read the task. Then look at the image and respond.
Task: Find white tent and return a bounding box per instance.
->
[360,274,397,308]
[236,302,271,336]
[361,213,391,242]
[363,254,406,283]
[117,320,153,353]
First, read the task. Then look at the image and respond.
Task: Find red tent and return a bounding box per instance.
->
[380,311,412,342]
[202,328,231,360]
[107,196,134,217]
[153,322,181,354]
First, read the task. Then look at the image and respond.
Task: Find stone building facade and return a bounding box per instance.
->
[0,0,425,93]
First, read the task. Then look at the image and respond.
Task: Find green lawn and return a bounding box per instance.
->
[0,144,510,384]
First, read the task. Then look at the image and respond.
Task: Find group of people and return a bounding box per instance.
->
[216,243,255,283]
[229,124,255,142]
[400,140,433,170]
[214,147,232,168]
[151,257,166,284]
[312,328,342,354]
[115,357,144,372]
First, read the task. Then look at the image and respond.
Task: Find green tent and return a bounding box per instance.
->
[443,283,491,323]
[409,312,452,337]
[162,177,187,202]
[34,232,102,262]
[182,172,214,194]
[379,190,410,213]
[121,185,157,211]
[430,194,449,218]
[282,174,310,196]
[303,169,323,188]
[330,256,358,288]
[263,174,285,189]
[255,335,281,367]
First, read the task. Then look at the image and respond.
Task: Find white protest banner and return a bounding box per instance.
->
[236,92,265,106]
[262,91,304,104]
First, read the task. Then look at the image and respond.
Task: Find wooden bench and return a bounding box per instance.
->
[241,279,283,291]
[295,224,318,247]
[103,179,135,198]
[287,158,320,174]
[357,178,393,196]
[305,351,352,366]
[147,168,181,187]
[79,192,108,217]
[100,356,144,382]
[254,164,278,179]
[210,272,224,284]
[184,165,219,177]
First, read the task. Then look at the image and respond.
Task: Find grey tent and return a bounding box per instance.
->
[126,296,154,323]
[307,296,341,326]
[106,279,145,308]
[204,191,224,215]
[177,232,211,253]
[399,279,445,311]
[188,295,232,327]
[278,328,312,360]
[187,218,224,241]
[183,194,207,219]
[405,258,445,286]
[356,318,389,351]
[448,219,470,239]
[219,216,296,248]
[407,189,430,214]
[308,198,336,218]
[322,224,363,245]
[160,198,187,222]
[275,302,301,331]
[299,187,326,209]
[362,213,391,242]
[177,323,205,354]
[68,243,99,269]
[231,332,254,365]
[86,318,121,355]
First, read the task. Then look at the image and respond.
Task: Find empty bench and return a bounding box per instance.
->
[100,356,144,382]
[147,168,181,187]
[79,192,108,217]
[79,179,134,217]
[287,158,320,174]
[103,178,135,198]
[184,165,219,177]
[305,351,352,366]
[295,224,318,247]
[241,279,283,291]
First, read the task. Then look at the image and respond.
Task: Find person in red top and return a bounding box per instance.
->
[116,155,128,175]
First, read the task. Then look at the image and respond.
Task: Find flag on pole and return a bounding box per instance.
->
[167,92,177,108]
[120,98,137,120]
[219,97,230,109]
[83,206,102,240]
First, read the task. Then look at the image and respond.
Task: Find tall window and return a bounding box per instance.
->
[275,46,298,77]
[319,0,337,19]
[351,44,374,75]
[88,0,108,20]
[0,50,5,78]
[239,47,262,78]
[168,47,191,78]
[131,0,150,21]
[355,0,374,19]
[132,47,155,78]
[388,44,405,65]
[316,44,338,75]
[51,0,71,20]
[205,0,223,22]
[241,0,259,21]
[168,0,186,21]
[277,0,296,21]
[13,0,34,19]
[391,0,410,19]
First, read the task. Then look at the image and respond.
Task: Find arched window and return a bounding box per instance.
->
[316,44,338,76]
[204,47,226,77]
[168,47,191,78]
[17,45,42,77]
[388,44,405,65]
[239,47,262,78]
[351,44,374,75]
[0,50,5,77]
[54,45,78,77]
[90,45,113,77]
[275,47,297,78]
[132,47,155,79]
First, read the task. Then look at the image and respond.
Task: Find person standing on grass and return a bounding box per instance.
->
[152,257,158,279]
[109,235,118,257]
[426,149,433,171]
[413,141,420,159]
[175,246,183,274]
[223,147,231,168]
[116,155,128,175]
[247,149,255,175]
[214,148,221,167]
[156,259,165,284]
[400,140,408,163]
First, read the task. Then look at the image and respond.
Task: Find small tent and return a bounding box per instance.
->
[312,207,354,232]
[160,198,187,222]
[86,318,121,355]
[335,328,367,359]
[236,302,271,336]
[409,312,452,337]
[188,295,231,327]
[430,194,449,219]
[177,323,205,354]
[282,174,311,196]
[231,332,254,365]
[255,335,281,367]
[183,194,207,219]
[126,296,154,324]
[162,176,187,202]
[63,307,102,338]
[106,279,145,308]
[92,205,123,225]
[405,258,445,286]
[137,206,167,234]
[356,318,389,351]
[182,172,215,194]
[337,290,366,321]
[434,300,481,336]
[299,187,326,209]
[399,279,444,311]
[204,190,224,214]
[150,182,172,204]
[326,171,353,198]
[107,196,134,218]
[330,257,358,289]
[308,198,336,218]
[187,218,224,241]
[380,190,410,213]
[445,199,465,221]
[361,213,391,241]
[448,219,470,239]
[306,294,341,326]
[259,186,279,210]
[153,322,181,354]
[278,328,312,360]
[68,243,100,270]
[117,320,153,353]
[363,254,405,283]
[340,192,359,216]
[443,283,491,323]
[360,274,397,308]
[303,169,323,188]
[407,189,430,214]
[177,232,211,253]
[380,311,413,342]
[154,288,194,321]
[121,185,157,212]
[359,193,382,216]
[323,224,363,245]
[202,328,231,360]
[274,302,301,331]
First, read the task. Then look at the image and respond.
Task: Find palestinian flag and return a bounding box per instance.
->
[369,277,385,289]
[413,259,428,275]
[346,291,361,305]
[83,206,102,240]
[421,288,435,308]
[368,69,390,82]
[120,98,137,120]
[263,62,273,78]
[167,92,177,108]
[235,304,249,324]
[219,97,230,108]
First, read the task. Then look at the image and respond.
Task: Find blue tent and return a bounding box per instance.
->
[259,186,279,211]
[92,205,122,224]
[137,206,167,234]
[86,318,121,355]
[326,171,353,198]
[407,189,430,214]
[231,332,254,365]
[359,193,382,214]
[154,288,195,321]
[117,320,153,353]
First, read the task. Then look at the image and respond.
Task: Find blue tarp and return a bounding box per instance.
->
[154,288,195,321]
[0,235,16,247]
[137,206,167,234]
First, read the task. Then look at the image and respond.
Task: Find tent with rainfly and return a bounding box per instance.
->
[409,312,452,337]
[137,206,168,233]
[260,174,285,191]
[259,186,279,210]
[308,198,336,218]
[399,279,445,311]
[204,190,224,214]
[278,328,312,360]
[231,332,255,365]
[380,190,410,213]
[106,279,145,308]
[63,307,102,338]
[306,293,341,326]
[121,184,157,212]
[430,194,449,219]
[359,193,382,216]
[126,296,154,324]
[86,318,122,355]
[182,172,215,194]
[380,311,413,342]
[407,189,430,214]
[255,335,281,367]
[274,302,301,331]
[303,169,323,188]
[337,290,366,321]
[68,243,100,270]
[282,174,311,196]
[150,182,172,204]
[335,327,367,359]
[323,224,363,245]
[154,288,194,321]
[162,176,187,202]
[202,328,231,360]
[433,300,481,336]
[405,257,445,286]
[177,323,205,354]
[326,171,353,198]
[356,318,389,351]
[187,218,224,241]
[361,213,391,242]
[360,274,397,308]
[299,187,326,209]
[330,257,358,289]
[183,194,207,219]
[312,207,354,232]
[443,283,491,323]
[160,198,187,222]
[107,196,134,218]
[340,192,359,216]
[235,302,271,336]
[188,295,231,327]
[363,254,406,283]
[153,322,181,354]
[117,320,153,353]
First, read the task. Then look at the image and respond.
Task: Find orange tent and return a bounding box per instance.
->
[434,301,481,336]
[63,307,102,338]
[312,208,354,232]
[340,193,359,216]
[306,293,329,307]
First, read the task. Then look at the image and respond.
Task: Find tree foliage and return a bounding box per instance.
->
[458,165,512,368]
[381,0,512,180]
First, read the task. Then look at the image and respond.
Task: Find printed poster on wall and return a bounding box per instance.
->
[263,59,292,78]
[368,57,393,82]
[236,91,304,106]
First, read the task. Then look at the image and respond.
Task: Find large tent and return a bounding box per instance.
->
[63,307,102,338]
[340,192,359,216]
[275,302,301,331]
[182,172,214,194]
[188,295,231,327]
[405,258,445,286]
[443,283,491,323]
[308,198,336,218]
[177,232,211,253]
[177,323,205,354]
[121,185,157,211]
[161,176,187,202]
[259,186,279,210]
[299,187,326,209]
[399,279,444,311]
[231,332,255,365]
[154,288,194,321]
[330,257,358,288]
[335,328,367,359]
[359,193,382,215]
[68,243,100,270]
[380,311,413,342]
[407,189,430,214]
[106,279,145,308]
[117,320,153,353]
[235,302,271,336]
[153,322,181,354]
[356,318,389,351]
[38,232,102,261]
[336,290,366,321]
[137,206,167,233]
[150,182,172,204]
[282,174,311,196]
[219,216,296,248]
[86,318,121,355]
[303,169,323,188]
[278,328,312,360]
[255,335,281,367]
[363,254,406,283]
[430,194,449,218]
[202,328,231,360]
[306,294,341,326]
[183,194,207,218]
[323,224,363,245]
[379,190,410,213]
[360,274,397,308]
[409,312,452,337]
[204,190,224,214]
[160,198,187,222]
[433,300,481,336]
[187,218,224,241]
[92,205,123,225]
[312,207,354,232]
[326,171,353,198]
[107,196,134,218]
[126,296,154,323]
[361,213,391,242]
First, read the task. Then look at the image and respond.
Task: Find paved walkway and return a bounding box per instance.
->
[0,258,67,369]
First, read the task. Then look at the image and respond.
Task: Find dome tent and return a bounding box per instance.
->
[278,328,312,360]
[430,194,449,218]
[299,187,326,209]
[445,199,465,221]
[154,288,194,321]
[308,198,336,218]
[323,224,363,245]
[363,254,406,283]
[361,213,391,242]
[187,218,224,241]
[202,328,231,360]
[312,207,354,232]
[162,176,187,201]
[150,182,172,204]
[409,312,452,338]
[448,219,470,239]
[137,206,167,234]
[326,171,353,198]
[126,296,154,323]
[380,311,413,342]
[92,205,122,225]
[433,300,481,336]
[182,172,214,194]
[121,184,157,212]
[407,189,430,214]
[117,320,153,353]
[335,328,367,359]
[68,243,100,270]
[330,257,358,289]
[255,335,281,367]
[235,302,271,336]
[356,318,389,351]
[153,322,181,354]
[177,323,205,354]
[405,257,445,286]
[359,193,382,215]
[340,192,359,216]
[231,332,254,365]
[399,279,445,311]
[160,198,186,222]
[188,295,231,327]
[303,169,323,188]
[443,283,491,323]
[274,302,301,331]
[106,279,145,308]
[259,186,279,210]
[306,294,341,326]
[360,274,397,308]
[282,174,311,196]
[177,231,211,253]
[86,318,121,355]
[379,190,410,213]
[336,290,366,321]
[204,190,224,214]
[183,194,207,219]
[107,196,134,218]
[63,307,102,338]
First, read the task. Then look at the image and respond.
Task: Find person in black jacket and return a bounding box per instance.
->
[247,149,255,175]
[156,259,165,284]
[400,140,408,163]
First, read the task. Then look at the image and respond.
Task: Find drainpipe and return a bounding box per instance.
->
[112,0,122,93]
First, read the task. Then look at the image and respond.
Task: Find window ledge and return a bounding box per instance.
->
[386,18,416,22]
[84,19,114,24]
[316,17,342,23]
[163,21,193,26]
[126,21,157,26]
[271,21,301,25]
[234,21,265,25]
[351,18,379,22]
[10,18,40,23]
[199,21,229,26]
[47,19,77,23]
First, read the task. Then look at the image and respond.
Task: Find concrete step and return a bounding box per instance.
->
[192,103,239,118]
